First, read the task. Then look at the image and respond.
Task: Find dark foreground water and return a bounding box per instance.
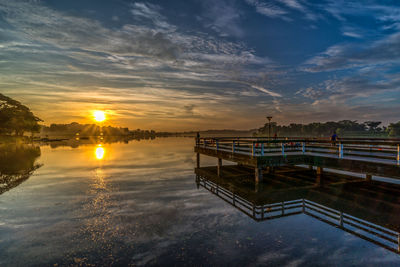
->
[0,138,400,266]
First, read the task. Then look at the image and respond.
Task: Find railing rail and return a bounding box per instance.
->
[195,137,400,165]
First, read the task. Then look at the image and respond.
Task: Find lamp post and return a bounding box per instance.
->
[266,116,272,139]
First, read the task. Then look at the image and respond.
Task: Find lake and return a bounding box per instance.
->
[0,137,400,266]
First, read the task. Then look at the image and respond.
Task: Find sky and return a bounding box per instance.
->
[0,0,400,131]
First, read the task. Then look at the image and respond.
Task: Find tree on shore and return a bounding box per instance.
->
[388,122,400,137]
[0,94,42,136]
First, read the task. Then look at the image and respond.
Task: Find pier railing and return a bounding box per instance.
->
[197,175,400,254]
[196,137,400,165]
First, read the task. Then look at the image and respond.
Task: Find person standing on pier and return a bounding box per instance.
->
[331,132,338,146]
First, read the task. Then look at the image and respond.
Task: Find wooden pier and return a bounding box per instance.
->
[195,165,400,254]
[195,137,400,182]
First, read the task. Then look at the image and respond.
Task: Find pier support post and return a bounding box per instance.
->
[255,167,263,183]
[255,180,263,192]
[195,175,200,189]
[196,153,200,168]
[217,158,222,177]
[366,173,372,182]
[266,166,275,174]
[316,167,323,186]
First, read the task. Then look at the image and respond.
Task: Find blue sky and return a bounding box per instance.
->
[0,0,399,130]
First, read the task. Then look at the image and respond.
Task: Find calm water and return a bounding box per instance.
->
[0,137,400,266]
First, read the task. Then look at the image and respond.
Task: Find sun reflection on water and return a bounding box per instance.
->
[95,145,105,160]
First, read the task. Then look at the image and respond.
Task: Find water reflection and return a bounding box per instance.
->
[1,138,399,266]
[195,165,400,254]
[95,145,105,160]
[38,135,157,149]
[0,144,42,195]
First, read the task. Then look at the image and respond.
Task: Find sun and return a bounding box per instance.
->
[93,110,106,122]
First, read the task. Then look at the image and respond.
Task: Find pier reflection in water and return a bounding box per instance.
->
[195,165,400,254]
[0,144,42,195]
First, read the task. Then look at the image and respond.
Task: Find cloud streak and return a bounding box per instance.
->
[251,85,282,97]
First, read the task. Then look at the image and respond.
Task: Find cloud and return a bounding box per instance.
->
[245,0,289,19]
[296,87,326,99]
[251,85,282,97]
[342,31,363,39]
[201,0,244,37]
[131,2,175,31]
[2,0,398,129]
[0,0,278,130]
[322,0,400,23]
[245,0,318,21]
[303,31,400,72]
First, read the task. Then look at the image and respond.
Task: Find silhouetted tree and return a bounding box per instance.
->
[0,94,42,136]
[387,122,400,137]
[364,121,382,132]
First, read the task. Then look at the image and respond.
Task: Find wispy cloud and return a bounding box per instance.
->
[251,85,282,97]
[303,32,400,72]
[245,0,318,21]
[245,0,289,20]
[201,0,244,37]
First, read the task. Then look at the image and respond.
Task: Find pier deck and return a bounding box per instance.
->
[195,137,400,182]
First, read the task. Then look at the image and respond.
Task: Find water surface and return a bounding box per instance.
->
[0,138,399,266]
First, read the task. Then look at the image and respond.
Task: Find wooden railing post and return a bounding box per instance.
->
[397,144,400,165]
[252,142,255,156]
[398,233,400,252]
[216,139,219,151]
[339,143,344,159]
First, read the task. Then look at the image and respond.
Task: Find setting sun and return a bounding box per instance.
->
[93,110,106,122]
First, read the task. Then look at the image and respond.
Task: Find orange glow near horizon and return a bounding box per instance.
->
[93,110,106,122]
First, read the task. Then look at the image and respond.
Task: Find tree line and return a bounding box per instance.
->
[42,123,158,138]
[2,93,400,138]
[255,120,400,137]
